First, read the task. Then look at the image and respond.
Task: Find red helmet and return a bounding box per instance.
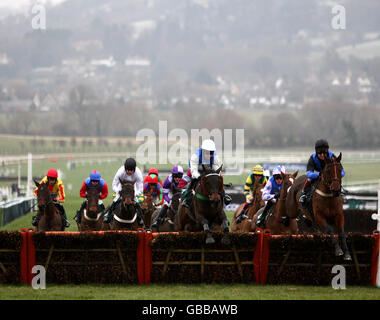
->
[146,175,158,184]
[148,168,159,176]
[47,169,58,178]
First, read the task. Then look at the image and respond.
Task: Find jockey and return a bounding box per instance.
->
[137,174,164,207]
[256,165,286,228]
[236,164,268,223]
[182,139,231,208]
[32,169,70,228]
[299,139,345,207]
[151,165,185,228]
[103,157,144,225]
[74,170,109,224]
[143,168,164,186]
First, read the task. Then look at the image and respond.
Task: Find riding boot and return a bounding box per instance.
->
[103,199,119,224]
[236,203,249,223]
[56,204,70,228]
[32,212,42,226]
[182,178,198,209]
[223,193,232,206]
[256,200,274,228]
[299,180,311,208]
[75,201,87,224]
[152,206,168,228]
[135,202,145,227]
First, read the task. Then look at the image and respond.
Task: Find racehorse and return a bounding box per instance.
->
[33,180,63,231]
[140,190,155,229]
[151,184,182,232]
[176,166,230,245]
[107,180,141,231]
[231,182,265,233]
[77,186,103,231]
[285,153,352,260]
[252,171,298,234]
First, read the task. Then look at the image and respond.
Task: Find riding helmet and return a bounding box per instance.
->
[315,139,329,151]
[47,169,58,178]
[253,164,264,175]
[201,139,216,152]
[90,170,101,181]
[124,158,136,171]
[172,165,184,174]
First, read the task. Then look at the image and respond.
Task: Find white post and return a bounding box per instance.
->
[18,161,21,190]
[26,153,32,197]
[372,180,380,287]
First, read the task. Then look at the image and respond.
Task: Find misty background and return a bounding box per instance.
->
[0,0,380,149]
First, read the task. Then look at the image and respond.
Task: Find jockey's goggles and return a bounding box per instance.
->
[173,173,183,179]
[273,175,283,180]
[253,174,263,177]
[47,177,57,182]
[316,148,328,154]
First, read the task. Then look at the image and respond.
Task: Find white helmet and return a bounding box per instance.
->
[201,139,216,152]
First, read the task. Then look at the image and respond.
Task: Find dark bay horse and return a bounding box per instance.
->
[286,153,352,260]
[77,187,103,231]
[176,166,230,245]
[140,191,155,229]
[34,180,63,231]
[107,180,141,231]
[231,182,265,233]
[252,171,298,234]
[151,185,182,232]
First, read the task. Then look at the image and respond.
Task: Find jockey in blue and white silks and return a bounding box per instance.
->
[256,165,286,228]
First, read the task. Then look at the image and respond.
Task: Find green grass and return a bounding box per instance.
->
[0,283,379,300]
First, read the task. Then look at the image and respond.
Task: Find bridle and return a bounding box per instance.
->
[320,161,342,197]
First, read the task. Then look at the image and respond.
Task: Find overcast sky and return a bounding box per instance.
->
[0,0,67,10]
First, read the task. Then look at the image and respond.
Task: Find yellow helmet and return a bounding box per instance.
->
[253,164,264,175]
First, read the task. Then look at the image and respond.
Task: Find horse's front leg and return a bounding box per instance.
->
[200,217,215,244]
[325,224,343,257]
[220,210,231,245]
[335,216,352,261]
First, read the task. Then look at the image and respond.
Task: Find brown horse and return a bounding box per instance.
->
[231,182,265,233]
[286,153,352,260]
[251,171,299,234]
[107,180,141,231]
[34,180,63,231]
[77,187,103,231]
[176,166,230,245]
[140,190,155,229]
[151,185,182,232]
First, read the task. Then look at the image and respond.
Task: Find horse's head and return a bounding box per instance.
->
[141,190,153,210]
[86,186,100,214]
[281,171,298,197]
[252,182,265,207]
[322,153,343,197]
[119,179,135,206]
[200,165,223,208]
[34,179,52,210]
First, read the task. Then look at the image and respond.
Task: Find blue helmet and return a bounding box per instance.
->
[90,170,101,181]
